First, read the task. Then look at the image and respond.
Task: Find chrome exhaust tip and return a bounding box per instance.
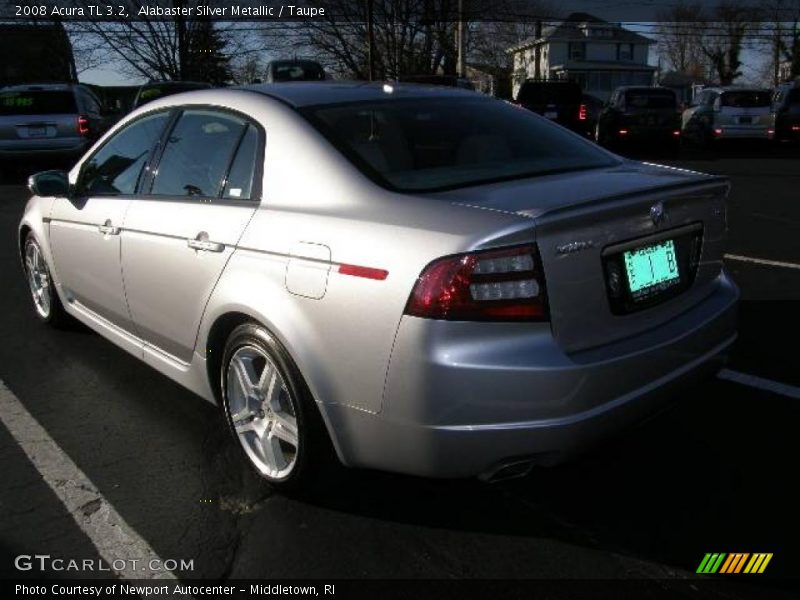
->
[478,458,535,483]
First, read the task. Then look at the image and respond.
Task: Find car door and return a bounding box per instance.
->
[121,108,262,363]
[49,110,171,333]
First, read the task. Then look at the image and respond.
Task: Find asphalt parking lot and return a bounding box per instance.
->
[0,144,798,595]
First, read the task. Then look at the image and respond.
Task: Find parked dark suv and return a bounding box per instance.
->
[0,83,110,165]
[514,80,584,133]
[595,86,681,148]
[772,82,800,143]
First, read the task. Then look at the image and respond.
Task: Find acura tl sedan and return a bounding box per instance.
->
[19,83,738,488]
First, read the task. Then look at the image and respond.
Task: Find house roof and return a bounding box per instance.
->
[549,61,657,72]
[508,12,653,53]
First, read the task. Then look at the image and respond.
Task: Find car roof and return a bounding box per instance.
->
[138,81,211,88]
[1,83,81,92]
[237,81,479,107]
[705,86,771,92]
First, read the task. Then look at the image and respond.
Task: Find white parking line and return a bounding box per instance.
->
[718,369,800,400]
[724,254,800,270]
[0,379,176,581]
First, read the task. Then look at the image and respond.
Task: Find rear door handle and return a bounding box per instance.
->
[187,232,224,253]
[98,219,120,235]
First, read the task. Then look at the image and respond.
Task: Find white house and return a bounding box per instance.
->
[508,12,656,101]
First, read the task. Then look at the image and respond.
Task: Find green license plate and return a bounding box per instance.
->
[623,239,680,296]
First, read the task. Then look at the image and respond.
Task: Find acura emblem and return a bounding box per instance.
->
[650,202,667,226]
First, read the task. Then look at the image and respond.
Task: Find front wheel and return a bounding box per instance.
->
[23,233,70,327]
[220,323,329,491]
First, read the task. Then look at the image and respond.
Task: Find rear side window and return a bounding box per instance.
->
[624,90,676,109]
[81,112,170,196]
[222,125,259,200]
[151,110,247,198]
[0,90,77,115]
[720,91,771,108]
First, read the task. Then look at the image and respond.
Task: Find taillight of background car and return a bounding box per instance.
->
[405,245,547,321]
[578,104,587,121]
[77,115,90,136]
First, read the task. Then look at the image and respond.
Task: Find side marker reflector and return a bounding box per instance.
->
[338,264,388,280]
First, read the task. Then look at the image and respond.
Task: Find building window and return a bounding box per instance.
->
[617,43,634,61]
[569,42,586,61]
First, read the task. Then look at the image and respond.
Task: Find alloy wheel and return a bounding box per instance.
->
[24,239,52,319]
[225,344,300,480]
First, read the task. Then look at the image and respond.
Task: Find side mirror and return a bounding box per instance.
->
[28,170,70,197]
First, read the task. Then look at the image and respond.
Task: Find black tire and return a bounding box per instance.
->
[220,322,333,492]
[22,232,72,328]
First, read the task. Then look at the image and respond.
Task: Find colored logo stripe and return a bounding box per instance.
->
[697,553,726,573]
[698,553,773,574]
[744,553,773,574]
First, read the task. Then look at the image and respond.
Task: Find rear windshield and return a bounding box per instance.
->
[787,89,800,105]
[0,90,77,115]
[517,83,581,105]
[720,91,771,108]
[301,97,617,192]
[272,63,325,82]
[625,89,676,109]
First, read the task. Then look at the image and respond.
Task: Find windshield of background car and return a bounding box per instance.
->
[0,90,77,115]
[135,84,210,107]
[720,91,771,108]
[517,83,581,105]
[624,89,676,109]
[302,97,618,192]
[273,63,325,82]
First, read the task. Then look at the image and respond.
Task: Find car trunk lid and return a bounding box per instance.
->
[436,163,730,353]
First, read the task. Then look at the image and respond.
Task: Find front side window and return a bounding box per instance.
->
[150,110,248,198]
[302,97,617,192]
[81,111,170,196]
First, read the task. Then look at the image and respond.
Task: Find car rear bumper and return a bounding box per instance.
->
[713,126,773,140]
[322,272,739,478]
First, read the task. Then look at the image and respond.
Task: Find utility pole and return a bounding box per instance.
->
[456,0,466,77]
[367,0,376,81]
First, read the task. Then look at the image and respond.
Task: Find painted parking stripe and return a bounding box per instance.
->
[724,254,800,270]
[0,379,176,580]
[718,369,800,400]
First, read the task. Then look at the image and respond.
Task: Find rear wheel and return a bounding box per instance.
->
[23,233,70,327]
[220,323,329,491]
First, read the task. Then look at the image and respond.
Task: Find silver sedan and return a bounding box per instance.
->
[18,83,738,488]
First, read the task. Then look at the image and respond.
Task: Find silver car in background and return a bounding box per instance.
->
[682,86,774,144]
[1,83,108,163]
[18,83,738,488]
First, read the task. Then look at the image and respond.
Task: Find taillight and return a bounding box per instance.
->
[578,104,587,121]
[77,115,90,136]
[404,245,547,321]
[791,125,800,132]
[618,129,629,136]
[673,130,681,136]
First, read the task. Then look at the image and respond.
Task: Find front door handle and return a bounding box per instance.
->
[98,219,120,235]
[187,232,224,253]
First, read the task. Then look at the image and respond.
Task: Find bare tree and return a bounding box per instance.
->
[70,0,249,83]
[266,0,551,81]
[699,1,758,85]
[760,0,800,83]
[656,1,708,77]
